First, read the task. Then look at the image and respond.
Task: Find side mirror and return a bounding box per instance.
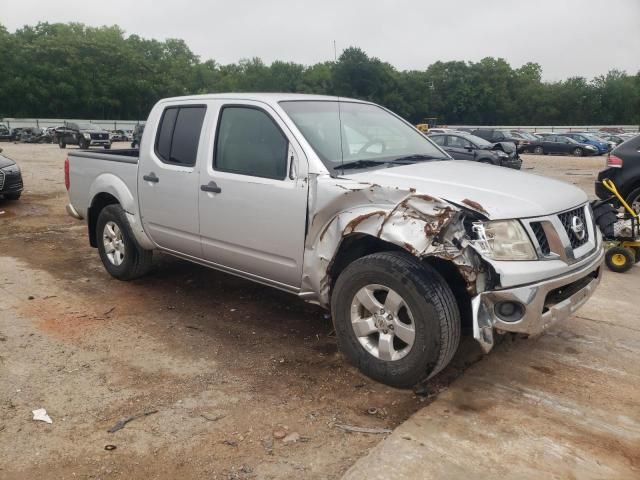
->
[465,146,474,152]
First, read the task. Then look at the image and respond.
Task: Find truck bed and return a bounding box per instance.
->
[67,148,140,220]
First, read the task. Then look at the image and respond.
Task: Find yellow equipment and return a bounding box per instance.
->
[600,179,640,273]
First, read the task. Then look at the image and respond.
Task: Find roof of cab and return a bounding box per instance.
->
[157,92,368,106]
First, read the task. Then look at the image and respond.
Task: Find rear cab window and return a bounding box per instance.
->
[155,105,207,166]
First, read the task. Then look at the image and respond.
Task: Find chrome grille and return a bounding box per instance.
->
[530,222,550,255]
[0,170,4,190]
[558,206,588,249]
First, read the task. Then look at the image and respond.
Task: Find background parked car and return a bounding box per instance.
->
[0,124,11,141]
[10,128,25,141]
[596,135,640,212]
[598,133,626,146]
[429,132,522,169]
[526,134,598,156]
[55,122,111,149]
[471,128,530,153]
[561,132,609,154]
[131,123,145,148]
[0,147,24,200]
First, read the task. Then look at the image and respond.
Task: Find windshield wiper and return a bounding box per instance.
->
[391,154,444,162]
[334,159,387,170]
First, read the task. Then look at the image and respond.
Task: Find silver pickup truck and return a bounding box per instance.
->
[65,93,604,387]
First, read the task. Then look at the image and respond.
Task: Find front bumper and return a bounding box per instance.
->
[89,140,110,146]
[472,247,604,352]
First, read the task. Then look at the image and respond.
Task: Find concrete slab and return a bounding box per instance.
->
[343,267,640,479]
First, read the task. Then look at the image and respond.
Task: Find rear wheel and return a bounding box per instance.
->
[79,138,89,149]
[331,251,460,388]
[625,187,640,214]
[571,147,584,157]
[605,247,634,273]
[96,204,153,280]
[533,146,544,154]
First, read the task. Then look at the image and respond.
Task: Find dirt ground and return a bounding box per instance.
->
[0,144,612,479]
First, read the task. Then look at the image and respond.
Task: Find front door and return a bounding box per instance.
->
[138,104,207,257]
[198,102,309,289]
[447,135,475,160]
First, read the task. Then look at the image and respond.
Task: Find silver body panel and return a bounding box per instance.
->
[66,93,604,353]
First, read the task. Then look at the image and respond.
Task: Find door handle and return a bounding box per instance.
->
[201,181,222,193]
[143,173,159,183]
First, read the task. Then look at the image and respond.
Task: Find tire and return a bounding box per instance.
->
[533,146,544,155]
[331,251,460,388]
[4,192,21,201]
[79,139,89,149]
[625,187,640,214]
[571,147,583,157]
[104,144,111,150]
[58,138,66,149]
[632,247,640,264]
[591,201,618,239]
[605,247,634,273]
[96,204,153,280]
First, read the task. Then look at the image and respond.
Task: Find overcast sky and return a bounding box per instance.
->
[2,0,639,81]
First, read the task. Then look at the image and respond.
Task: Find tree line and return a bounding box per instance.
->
[1,22,638,125]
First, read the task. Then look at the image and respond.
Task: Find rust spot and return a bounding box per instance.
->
[412,194,436,202]
[402,242,418,255]
[343,211,386,235]
[461,198,489,216]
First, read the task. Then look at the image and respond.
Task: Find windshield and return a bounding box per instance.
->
[279,101,448,170]
[463,133,492,148]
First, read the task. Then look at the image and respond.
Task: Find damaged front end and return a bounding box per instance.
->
[300,176,494,337]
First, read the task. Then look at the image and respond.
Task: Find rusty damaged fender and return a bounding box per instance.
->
[299,175,490,307]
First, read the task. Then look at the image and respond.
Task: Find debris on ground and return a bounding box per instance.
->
[334,424,392,434]
[32,408,52,424]
[272,428,287,439]
[282,432,300,443]
[104,445,117,451]
[107,409,158,433]
[200,413,225,422]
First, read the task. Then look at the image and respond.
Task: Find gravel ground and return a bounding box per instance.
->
[0,144,609,479]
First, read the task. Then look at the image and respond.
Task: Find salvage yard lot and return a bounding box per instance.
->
[1,144,638,479]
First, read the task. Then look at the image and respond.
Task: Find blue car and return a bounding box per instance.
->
[561,132,610,154]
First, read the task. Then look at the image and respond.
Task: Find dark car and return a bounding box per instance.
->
[470,128,530,153]
[10,128,25,141]
[595,135,640,212]
[561,132,609,155]
[55,122,111,149]
[429,132,522,169]
[525,134,599,156]
[0,148,24,200]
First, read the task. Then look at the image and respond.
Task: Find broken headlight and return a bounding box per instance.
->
[471,220,536,261]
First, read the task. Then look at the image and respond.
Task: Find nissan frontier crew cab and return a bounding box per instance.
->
[65,94,604,388]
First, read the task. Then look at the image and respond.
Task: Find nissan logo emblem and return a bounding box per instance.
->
[571,216,586,240]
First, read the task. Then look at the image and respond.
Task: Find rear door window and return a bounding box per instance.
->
[155,106,206,166]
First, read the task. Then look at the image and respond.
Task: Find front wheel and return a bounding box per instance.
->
[571,147,583,157]
[104,144,111,150]
[331,251,460,388]
[625,187,640,214]
[79,138,89,149]
[96,204,153,280]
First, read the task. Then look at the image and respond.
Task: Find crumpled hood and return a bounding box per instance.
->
[343,160,587,219]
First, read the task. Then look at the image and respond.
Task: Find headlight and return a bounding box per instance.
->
[496,150,508,157]
[1,164,20,174]
[472,220,536,261]
[83,133,91,139]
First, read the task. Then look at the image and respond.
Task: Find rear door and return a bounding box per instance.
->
[138,104,207,257]
[198,101,309,289]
